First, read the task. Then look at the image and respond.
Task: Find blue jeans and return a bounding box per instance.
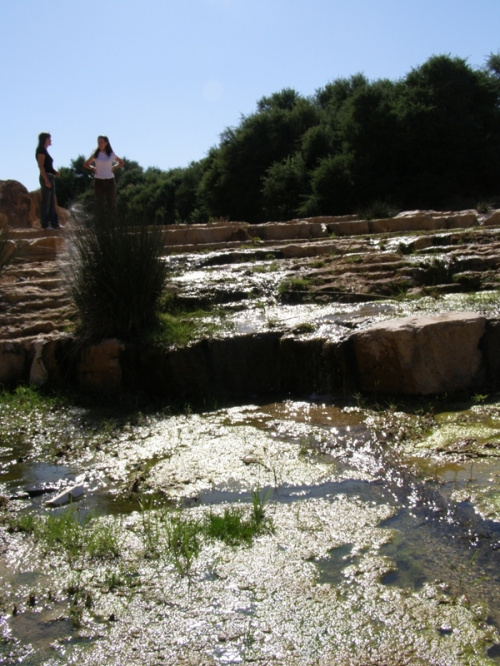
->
[39,174,60,228]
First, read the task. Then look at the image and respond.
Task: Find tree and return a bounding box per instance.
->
[302,153,355,216]
[398,55,500,207]
[262,153,308,220]
[56,155,93,208]
[57,54,500,222]
[200,89,319,221]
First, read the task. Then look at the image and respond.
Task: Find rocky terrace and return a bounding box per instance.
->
[2,199,500,399]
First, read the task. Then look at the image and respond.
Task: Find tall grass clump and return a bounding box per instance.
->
[64,211,168,341]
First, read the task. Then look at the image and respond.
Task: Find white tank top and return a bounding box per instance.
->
[94,151,116,179]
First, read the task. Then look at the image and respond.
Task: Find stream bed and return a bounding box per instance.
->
[1,393,500,665]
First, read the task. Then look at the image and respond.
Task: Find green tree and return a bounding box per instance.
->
[199,88,319,222]
[262,153,308,220]
[398,55,500,207]
[56,155,93,208]
[302,152,355,216]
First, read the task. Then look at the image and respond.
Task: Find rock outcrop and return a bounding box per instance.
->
[350,313,487,395]
[2,181,500,399]
[0,180,32,228]
[1,313,500,399]
[0,179,69,229]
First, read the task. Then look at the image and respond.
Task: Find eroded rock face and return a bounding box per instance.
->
[76,339,126,394]
[0,180,32,228]
[350,313,487,395]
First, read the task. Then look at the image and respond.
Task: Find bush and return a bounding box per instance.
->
[64,211,168,341]
[357,199,400,220]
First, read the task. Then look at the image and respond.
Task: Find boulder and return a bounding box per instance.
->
[481,210,500,227]
[369,214,439,234]
[29,339,49,386]
[0,180,32,228]
[349,313,486,395]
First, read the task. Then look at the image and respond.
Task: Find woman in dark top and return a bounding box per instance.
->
[35,132,60,229]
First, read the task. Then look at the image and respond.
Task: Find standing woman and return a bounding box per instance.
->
[36,132,60,229]
[84,136,124,212]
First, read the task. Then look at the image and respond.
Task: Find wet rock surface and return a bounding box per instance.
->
[2,210,500,344]
[2,211,500,399]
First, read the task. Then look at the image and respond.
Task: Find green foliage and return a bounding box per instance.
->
[204,489,272,547]
[139,490,273,576]
[64,211,168,342]
[56,155,94,208]
[205,508,253,545]
[278,276,311,302]
[0,385,63,415]
[262,153,308,220]
[165,514,202,575]
[58,54,500,223]
[358,199,400,220]
[14,506,121,563]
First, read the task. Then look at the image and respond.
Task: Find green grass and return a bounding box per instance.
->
[155,293,233,347]
[0,385,63,412]
[357,199,400,220]
[278,276,311,302]
[13,506,121,563]
[165,514,202,575]
[139,490,273,576]
[157,312,200,347]
[205,507,255,545]
[205,489,273,546]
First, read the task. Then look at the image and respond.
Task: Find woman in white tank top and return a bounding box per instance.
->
[84,135,124,212]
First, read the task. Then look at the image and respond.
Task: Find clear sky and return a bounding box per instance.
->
[2,0,499,192]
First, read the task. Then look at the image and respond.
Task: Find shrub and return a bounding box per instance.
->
[64,211,168,341]
[357,199,400,220]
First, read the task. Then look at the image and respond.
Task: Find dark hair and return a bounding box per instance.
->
[37,132,51,151]
[93,135,113,158]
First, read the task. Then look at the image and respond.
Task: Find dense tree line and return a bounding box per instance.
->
[57,54,500,224]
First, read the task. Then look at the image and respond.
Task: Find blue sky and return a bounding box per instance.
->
[2,0,499,192]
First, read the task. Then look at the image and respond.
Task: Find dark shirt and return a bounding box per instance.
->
[36,147,56,174]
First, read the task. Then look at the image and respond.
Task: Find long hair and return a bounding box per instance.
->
[93,135,113,158]
[37,132,51,151]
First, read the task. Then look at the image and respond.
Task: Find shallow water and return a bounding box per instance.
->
[1,397,500,663]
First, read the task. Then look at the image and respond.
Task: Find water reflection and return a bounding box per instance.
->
[2,397,500,662]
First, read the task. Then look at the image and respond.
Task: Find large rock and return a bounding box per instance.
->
[0,180,32,228]
[75,339,126,394]
[349,313,486,395]
[0,341,27,385]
